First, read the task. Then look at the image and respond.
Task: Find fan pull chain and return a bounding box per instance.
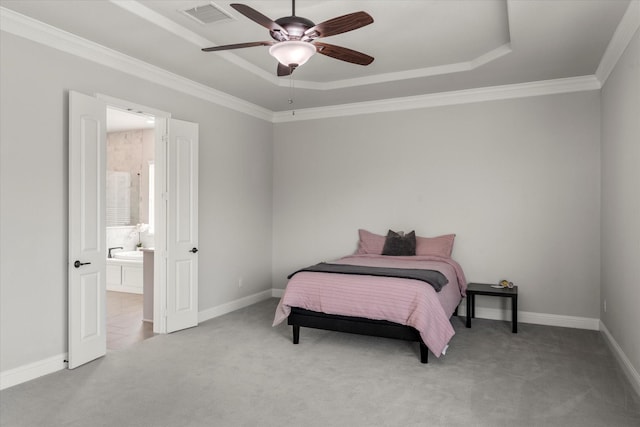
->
[288,69,295,116]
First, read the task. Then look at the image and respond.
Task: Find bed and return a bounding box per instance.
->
[273,230,468,363]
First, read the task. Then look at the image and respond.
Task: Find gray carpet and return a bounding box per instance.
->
[1,298,639,427]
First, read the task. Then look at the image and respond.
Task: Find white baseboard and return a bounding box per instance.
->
[600,321,640,398]
[1,292,607,392]
[272,290,600,330]
[456,301,600,330]
[2,291,274,390]
[198,289,273,323]
[0,353,67,391]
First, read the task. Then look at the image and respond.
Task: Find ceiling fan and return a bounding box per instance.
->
[202,1,374,76]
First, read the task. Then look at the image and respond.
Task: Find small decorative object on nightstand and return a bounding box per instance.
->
[465,282,518,333]
[497,279,514,289]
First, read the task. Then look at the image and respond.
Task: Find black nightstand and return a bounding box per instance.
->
[465,282,518,333]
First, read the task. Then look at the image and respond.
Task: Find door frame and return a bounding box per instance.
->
[97,94,171,333]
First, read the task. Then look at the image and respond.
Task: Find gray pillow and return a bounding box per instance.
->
[382,230,416,256]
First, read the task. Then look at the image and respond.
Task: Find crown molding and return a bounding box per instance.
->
[273,75,601,123]
[1,7,602,124]
[0,6,273,122]
[596,0,640,85]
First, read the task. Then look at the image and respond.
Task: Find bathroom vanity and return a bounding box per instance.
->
[106,251,143,294]
[106,249,154,323]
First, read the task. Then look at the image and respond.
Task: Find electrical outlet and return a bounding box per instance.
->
[238,277,243,288]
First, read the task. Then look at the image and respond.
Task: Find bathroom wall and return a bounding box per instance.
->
[106,128,154,225]
[106,226,154,252]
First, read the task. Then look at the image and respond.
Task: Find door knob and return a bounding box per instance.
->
[73,260,91,268]
[189,247,198,253]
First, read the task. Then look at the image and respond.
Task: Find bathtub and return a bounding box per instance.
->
[111,250,143,261]
[107,251,143,294]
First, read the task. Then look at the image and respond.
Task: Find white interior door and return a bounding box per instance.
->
[166,119,199,333]
[68,91,106,369]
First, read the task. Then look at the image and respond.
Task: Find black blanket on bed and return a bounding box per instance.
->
[288,263,448,292]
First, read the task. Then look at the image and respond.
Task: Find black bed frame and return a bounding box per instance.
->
[288,308,432,363]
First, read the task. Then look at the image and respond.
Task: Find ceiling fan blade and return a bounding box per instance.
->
[230,3,288,36]
[304,11,373,39]
[314,42,374,66]
[202,41,274,52]
[277,63,294,77]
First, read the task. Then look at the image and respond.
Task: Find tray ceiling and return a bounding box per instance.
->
[0,0,632,112]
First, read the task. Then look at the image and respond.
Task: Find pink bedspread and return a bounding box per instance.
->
[273,254,467,357]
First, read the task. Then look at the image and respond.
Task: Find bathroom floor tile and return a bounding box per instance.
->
[107,291,155,351]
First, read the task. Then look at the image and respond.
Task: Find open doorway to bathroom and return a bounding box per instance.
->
[105,107,156,350]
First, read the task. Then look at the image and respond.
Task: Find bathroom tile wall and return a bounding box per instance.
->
[106,226,154,252]
[106,128,154,225]
[106,127,155,254]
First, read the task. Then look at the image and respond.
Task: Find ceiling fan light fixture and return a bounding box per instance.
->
[269,41,316,67]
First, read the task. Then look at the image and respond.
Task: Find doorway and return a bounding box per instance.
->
[105,107,156,350]
[68,91,200,368]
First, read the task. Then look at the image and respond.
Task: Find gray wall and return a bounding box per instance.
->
[2,20,635,381]
[273,92,602,319]
[600,29,640,378]
[0,33,273,371]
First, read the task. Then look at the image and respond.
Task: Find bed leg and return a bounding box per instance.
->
[419,342,429,364]
[292,325,300,344]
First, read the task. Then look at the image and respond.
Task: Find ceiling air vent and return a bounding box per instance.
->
[181,2,233,25]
